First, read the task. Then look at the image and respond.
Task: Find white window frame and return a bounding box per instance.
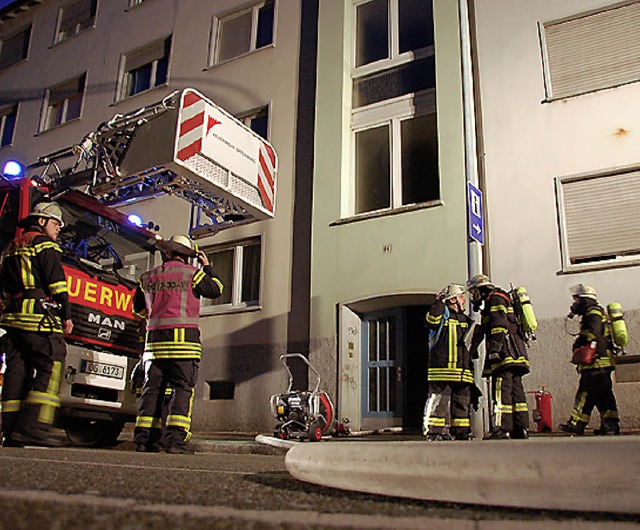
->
[348,90,437,218]
[54,0,97,45]
[117,37,171,101]
[556,164,640,272]
[210,0,276,66]
[200,237,263,315]
[0,104,18,148]
[237,104,270,140]
[352,0,435,82]
[40,74,86,132]
[0,24,31,71]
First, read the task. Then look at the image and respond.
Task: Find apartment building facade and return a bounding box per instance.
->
[0,0,316,432]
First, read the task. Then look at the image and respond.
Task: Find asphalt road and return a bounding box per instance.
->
[0,444,638,529]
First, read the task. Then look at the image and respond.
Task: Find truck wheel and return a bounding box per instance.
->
[64,419,124,448]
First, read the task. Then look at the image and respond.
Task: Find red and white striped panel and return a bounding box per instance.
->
[257,143,276,213]
[177,92,205,161]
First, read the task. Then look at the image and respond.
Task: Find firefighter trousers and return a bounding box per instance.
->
[567,368,619,432]
[0,328,66,439]
[423,381,471,436]
[491,370,529,435]
[134,358,198,450]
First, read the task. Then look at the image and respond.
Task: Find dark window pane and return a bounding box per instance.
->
[256,1,274,48]
[241,242,261,303]
[380,318,388,361]
[66,93,83,121]
[388,316,396,361]
[0,190,19,250]
[356,0,389,67]
[353,55,435,108]
[389,366,397,410]
[379,366,388,412]
[401,113,439,204]
[355,125,390,214]
[1,110,16,147]
[0,26,30,70]
[129,63,152,95]
[249,109,269,139]
[155,56,169,86]
[369,367,377,412]
[208,249,234,305]
[368,321,377,362]
[399,0,434,53]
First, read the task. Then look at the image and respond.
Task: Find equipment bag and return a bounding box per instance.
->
[606,302,629,350]
[571,341,597,365]
[509,286,538,340]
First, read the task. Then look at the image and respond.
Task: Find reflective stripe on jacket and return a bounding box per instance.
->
[0,229,69,333]
[426,299,474,384]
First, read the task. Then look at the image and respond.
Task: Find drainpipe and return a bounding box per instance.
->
[458,0,489,440]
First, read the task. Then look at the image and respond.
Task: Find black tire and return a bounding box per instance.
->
[308,421,323,442]
[64,419,124,448]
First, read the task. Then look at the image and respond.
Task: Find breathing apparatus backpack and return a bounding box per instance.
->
[606,302,628,354]
[509,285,538,344]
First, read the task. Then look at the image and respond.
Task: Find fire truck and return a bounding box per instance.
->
[0,89,277,446]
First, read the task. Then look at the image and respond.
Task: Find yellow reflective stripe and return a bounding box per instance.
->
[145,341,201,352]
[21,254,35,289]
[490,305,507,313]
[152,417,163,429]
[135,416,154,429]
[49,280,68,295]
[0,313,64,332]
[494,377,503,426]
[452,418,470,427]
[514,402,529,413]
[166,415,191,429]
[426,313,441,325]
[427,417,446,427]
[0,399,21,413]
[570,391,589,423]
[603,410,619,419]
[491,327,508,334]
[33,241,62,253]
[212,278,224,293]
[192,269,206,288]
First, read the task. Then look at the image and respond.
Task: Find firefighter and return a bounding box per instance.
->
[559,284,620,436]
[133,234,223,453]
[423,284,474,441]
[0,202,73,447]
[467,274,530,440]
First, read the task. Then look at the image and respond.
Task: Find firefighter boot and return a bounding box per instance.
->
[11,428,63,447]
[487,428,510,440]
[558,422,585,436]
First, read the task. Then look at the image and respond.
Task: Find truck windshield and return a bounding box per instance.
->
[56,194,158,284]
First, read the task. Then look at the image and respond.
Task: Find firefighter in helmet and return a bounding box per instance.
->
[467,274,530,439]
[133,234,223,453]
[423,283,474,441]
[559,284,620,436]
[0,202,73,447]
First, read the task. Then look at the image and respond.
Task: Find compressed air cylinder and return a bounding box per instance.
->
[607,302,629,348]
[515,286,537,334]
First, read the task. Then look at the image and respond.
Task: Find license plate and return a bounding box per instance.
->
[80,360,125,380]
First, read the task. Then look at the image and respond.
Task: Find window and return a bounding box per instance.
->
[55,0,97,44]
[41,74,85,131]
[541,2,640,100]
[119,37,171,99]
[0,25,31,70]
[201,238,261,311]
[0,105,17,148]
[350,0,437,216]
[213,0,275,64]
[238,106,269,140]
[556,166,640,270]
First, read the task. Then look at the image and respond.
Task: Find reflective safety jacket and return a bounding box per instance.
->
[0,226,70,333]
[573,300,614,373]
[426,299,474,383]
[472,289,530,377]
[133,259,223,360]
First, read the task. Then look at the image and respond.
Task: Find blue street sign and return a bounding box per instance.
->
[467,182,484,245]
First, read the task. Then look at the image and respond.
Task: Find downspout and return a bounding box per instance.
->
[458,0,489,439]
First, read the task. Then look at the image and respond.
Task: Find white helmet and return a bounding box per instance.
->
[570,284,597,300]
[157,234,197,257]
[466,274,493,291]
[440,283,465,300]
[31,202,64,227]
